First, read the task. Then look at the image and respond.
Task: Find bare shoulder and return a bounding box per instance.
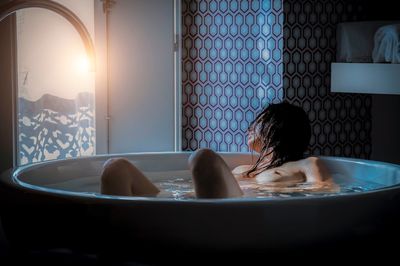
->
[301,156,331,182]
[272,157,325,170]
[284,156,319,167]
[302,156,326,168]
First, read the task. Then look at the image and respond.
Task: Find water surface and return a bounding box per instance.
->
[45,170,386,199]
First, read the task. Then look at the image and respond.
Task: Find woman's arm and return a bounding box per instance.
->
[253,157,330,184]
[300,157,332,183]
[232,157,332,184]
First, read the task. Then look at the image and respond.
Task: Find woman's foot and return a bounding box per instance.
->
[188,149,243,198]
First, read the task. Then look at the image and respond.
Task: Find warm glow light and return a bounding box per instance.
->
[15,1,96,101]
[76,55,90,73]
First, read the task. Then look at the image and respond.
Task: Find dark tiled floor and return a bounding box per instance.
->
[0,249,155,266]
[1,213,399,266]
[1,242,400,266]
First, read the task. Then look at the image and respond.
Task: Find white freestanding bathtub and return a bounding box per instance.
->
[1,152,400,261]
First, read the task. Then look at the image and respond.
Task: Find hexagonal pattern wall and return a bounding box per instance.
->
[182,0,283,151]
[283,0,372,158]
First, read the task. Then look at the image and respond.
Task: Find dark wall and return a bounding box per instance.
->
[0,5,15,255]
[283,0,372,158]
[364,0,400,164]
[371,95,400,164]
[0,14,15,173]
[181,0,400,163]
[363,0,400,21]
[283,0,400,163]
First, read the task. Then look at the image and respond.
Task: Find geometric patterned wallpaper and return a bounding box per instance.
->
[283,0,372,158]
[182,0,283,152]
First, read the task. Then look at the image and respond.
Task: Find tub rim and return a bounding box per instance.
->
[2,151,400,204]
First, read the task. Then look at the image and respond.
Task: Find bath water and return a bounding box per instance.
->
[153,172,385,200]
[45,170,386,199]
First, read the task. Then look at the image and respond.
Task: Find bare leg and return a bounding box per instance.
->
[189,149,243,198]
[101,158,160,196]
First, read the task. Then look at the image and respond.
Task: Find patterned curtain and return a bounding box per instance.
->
[18,93,95,165]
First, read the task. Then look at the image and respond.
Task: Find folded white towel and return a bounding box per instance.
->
[372,24,400,64]
[336,21,399,63]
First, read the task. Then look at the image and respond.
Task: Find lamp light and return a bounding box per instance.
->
[0,0,95,71]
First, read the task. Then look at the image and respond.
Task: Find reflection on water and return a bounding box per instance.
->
[155,173,385,200]
[44,170,387,200]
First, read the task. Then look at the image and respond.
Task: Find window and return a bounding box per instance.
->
[15,0,180,165]
[16,0,95,165]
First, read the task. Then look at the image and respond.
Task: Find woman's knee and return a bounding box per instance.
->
[101,158,134,194]
[188,148,220,168]
[101,157,160,196]
[188,149,243,198]
[103,157,132,169]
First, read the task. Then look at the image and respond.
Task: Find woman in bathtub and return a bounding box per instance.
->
[101,102,337,198]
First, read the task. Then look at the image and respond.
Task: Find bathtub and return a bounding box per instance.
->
[1,152,400,261]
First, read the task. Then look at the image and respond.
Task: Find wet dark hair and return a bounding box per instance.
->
[246,101,311,177]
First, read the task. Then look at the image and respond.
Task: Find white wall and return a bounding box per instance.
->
[0,14,15,173]
[94,1,108,154]
[371,95,400,164]
[107,0,175,153]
